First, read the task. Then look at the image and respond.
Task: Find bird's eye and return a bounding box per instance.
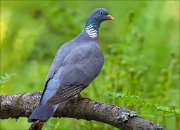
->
[100,11,103,15]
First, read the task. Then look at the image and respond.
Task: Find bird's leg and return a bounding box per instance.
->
[72,93,89,102]
[73,93,91,120]
[75,93,91,101]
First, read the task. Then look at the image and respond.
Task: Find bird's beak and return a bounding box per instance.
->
[107,15,114,20]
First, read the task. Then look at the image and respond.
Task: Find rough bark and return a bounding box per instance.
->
[0,92,163,130]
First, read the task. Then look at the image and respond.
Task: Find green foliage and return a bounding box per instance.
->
[0,73,15,85]
[107,92,179,116]
[0,1,179,130]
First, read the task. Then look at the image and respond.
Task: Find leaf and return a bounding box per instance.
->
[0,73,16,85]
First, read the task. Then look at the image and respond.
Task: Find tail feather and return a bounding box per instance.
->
[28,104,58,123]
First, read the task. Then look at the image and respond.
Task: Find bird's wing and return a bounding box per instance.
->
[46,66,89,105]
[47,84,84,104]
[41,43,103,105]
[45,42,71,84]
[39,42,72,102]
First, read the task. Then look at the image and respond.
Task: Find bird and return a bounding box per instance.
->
[28,8,114,130]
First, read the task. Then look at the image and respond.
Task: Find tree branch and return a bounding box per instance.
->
[0,92,163,130]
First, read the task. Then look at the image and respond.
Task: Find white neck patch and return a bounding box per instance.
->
[85,24,98,38]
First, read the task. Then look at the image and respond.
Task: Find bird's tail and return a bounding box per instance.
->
[28,104,58,130]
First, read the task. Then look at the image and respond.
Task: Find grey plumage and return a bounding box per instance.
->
[28,8,113,124]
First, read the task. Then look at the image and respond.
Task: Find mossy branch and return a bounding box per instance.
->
[0,92,163,130]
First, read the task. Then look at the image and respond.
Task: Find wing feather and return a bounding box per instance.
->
[47,84,84,104]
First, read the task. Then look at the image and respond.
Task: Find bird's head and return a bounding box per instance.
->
[88,8,114,23]
[84,8,113,38]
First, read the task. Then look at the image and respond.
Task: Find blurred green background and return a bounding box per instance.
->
[0,1,179,130]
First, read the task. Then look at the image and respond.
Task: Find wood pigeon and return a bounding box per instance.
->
[28,8,113,128]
